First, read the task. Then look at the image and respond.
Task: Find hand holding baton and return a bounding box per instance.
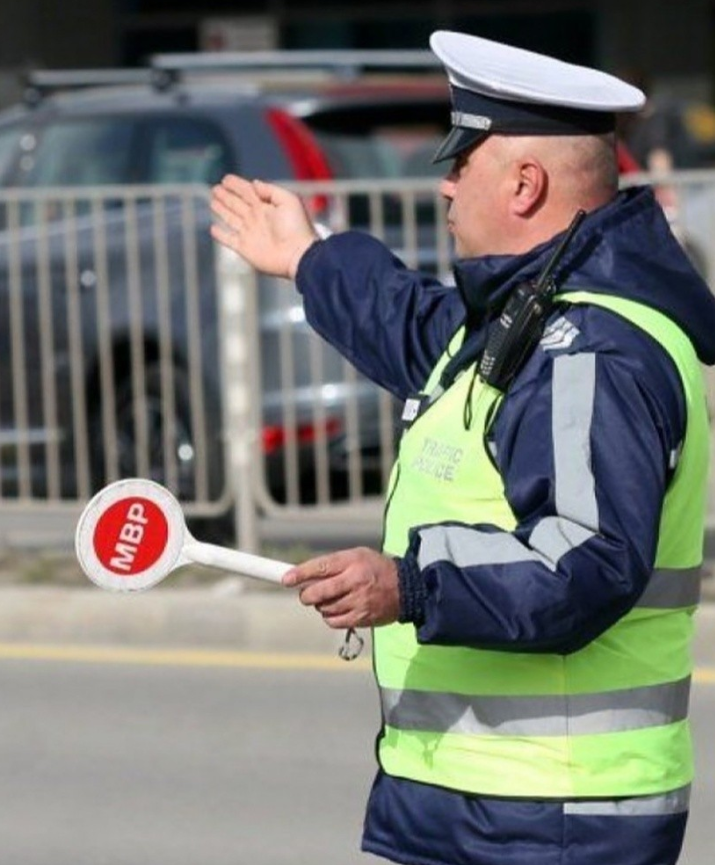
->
[74,478,364,659]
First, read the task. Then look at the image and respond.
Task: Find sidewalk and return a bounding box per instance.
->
[0,566,711,656]
[0,579,348,655]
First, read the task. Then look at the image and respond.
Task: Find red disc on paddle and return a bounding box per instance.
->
[75,479,187,592]
[92,496,169,577]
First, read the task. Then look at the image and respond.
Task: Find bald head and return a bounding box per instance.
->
[493,133,619,211]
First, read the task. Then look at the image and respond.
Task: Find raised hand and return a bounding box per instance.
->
[210,175,319,278]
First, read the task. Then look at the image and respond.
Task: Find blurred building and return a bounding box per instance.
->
[0,0,713,107]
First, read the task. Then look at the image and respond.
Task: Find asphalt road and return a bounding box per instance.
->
[0,652,379,865]
[0,610,715,865]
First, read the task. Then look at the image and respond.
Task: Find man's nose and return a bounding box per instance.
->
[439,175,456,199]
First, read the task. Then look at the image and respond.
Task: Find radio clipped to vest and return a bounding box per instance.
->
[478,209,585,392]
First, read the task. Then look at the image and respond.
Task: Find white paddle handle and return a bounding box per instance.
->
[181,541,291,584]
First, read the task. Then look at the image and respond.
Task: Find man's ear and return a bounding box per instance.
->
[511,158,547,215]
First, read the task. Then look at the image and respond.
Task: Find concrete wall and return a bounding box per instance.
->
[599,0,713,99]
[0,0,116,106]
[0,0,713,107]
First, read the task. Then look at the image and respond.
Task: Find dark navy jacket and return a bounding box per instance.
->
[295,186,715,865]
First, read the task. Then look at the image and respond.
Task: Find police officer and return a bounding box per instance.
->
[210,31,715,865]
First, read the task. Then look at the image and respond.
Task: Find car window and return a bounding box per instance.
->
[143,118,231,185]
[0,126,23,182]
[17,118,134,187]
[313,125,446,180]
[301,102,449,180]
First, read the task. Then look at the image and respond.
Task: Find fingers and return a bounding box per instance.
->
[209,221,238,253]
[252,178,296,207]
[283,552,356,612]
[209,173,316,278]
[210,180,254,227]
[219,174,279,204]
[282,550,351,588]
[320,612,359,630]
[211,175,290,217]
[220,173,261,201]
[299,576,362,630]
[209,175,279,268]
[281,548,400,630]
[209,211,251,257]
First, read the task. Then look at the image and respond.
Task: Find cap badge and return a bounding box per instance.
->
[451,111,493,131]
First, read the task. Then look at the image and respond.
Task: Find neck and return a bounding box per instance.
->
[512,190,615,255]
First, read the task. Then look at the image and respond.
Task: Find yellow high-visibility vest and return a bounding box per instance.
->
[376,292,708,799]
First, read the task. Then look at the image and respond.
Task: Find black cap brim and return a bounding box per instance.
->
[432,126,489,163]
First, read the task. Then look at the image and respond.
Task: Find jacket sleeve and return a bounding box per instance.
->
[295,232,465,399]
[397,307,688,654]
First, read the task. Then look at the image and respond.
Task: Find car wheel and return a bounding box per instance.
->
[89,362,230,541]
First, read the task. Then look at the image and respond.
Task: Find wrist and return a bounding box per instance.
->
[397,556,427,626]
[287,235,319,280]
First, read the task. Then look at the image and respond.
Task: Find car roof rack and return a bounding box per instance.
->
[150,49,440,80]
[21,49,441,107]
[22,68,160,106]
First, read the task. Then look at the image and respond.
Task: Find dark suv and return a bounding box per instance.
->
[0,53,451,526]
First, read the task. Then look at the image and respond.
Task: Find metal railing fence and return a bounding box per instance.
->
[0,185,227,523]
[224,178,452,549]
[0,179,451,549]
[0,174,715,550]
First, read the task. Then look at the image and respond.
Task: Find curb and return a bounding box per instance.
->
[0,573,712,656]
[0,584,346,655]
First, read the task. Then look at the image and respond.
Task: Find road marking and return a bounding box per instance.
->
[0,643,714,683]
[0,642,372,672]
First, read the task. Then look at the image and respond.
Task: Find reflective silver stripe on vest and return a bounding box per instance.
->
[635,567,702,609]
[417,353,600,573]
[529,516,594,568]
[552,353,599,528]
[418,524,549,571]
[416,522,701,608]
[380,676,690,737]
[563,785,691,816]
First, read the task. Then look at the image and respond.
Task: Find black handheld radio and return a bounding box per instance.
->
[478,209,586,392]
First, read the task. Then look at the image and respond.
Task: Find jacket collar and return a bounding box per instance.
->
[453,186,652,325]
[451,185,715,365]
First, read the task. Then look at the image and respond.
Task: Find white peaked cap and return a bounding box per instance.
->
[430,31,646,111]
[429,30,646,162]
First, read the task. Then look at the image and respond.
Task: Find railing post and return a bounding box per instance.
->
[215,242,261,553]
